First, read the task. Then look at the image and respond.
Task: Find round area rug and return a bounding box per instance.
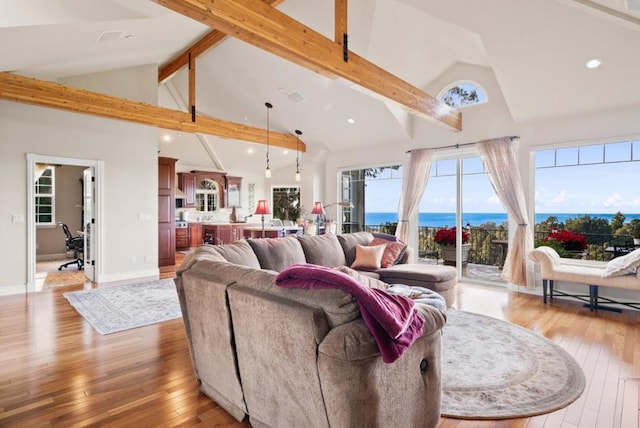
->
[441,310,585,419]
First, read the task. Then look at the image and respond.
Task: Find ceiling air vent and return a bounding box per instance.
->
[627,0,640,10]
[96,30,127,43]
[287,91,306,104]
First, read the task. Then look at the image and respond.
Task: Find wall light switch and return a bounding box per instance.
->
[12,214,25,223]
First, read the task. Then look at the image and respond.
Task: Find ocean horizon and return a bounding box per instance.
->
[364,212,640,228]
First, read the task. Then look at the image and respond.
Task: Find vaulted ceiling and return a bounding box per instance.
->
[2,0,639,172]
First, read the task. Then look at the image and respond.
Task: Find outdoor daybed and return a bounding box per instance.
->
[529,246,640,310]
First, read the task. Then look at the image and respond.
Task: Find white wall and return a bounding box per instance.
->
[0,64,159,294]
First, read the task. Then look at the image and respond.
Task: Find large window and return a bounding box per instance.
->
[35,166,55,225]
[339,165,402,233]
[534,140,640,259]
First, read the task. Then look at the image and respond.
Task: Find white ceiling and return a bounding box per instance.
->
[2,0,640,172]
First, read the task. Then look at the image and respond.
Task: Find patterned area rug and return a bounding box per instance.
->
[64,279,181,335]
[441,310,585,419]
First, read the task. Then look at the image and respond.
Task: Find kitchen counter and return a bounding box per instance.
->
[242,225,302,239]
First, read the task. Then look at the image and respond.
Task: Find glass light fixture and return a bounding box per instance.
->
[265,102,273,178]
[294,129,302,182]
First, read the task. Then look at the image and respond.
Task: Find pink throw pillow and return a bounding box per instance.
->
[369,237,407,268]
[351,244,386,271]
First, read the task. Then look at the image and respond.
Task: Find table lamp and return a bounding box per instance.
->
[311,201,325,229]
[254,199,271,238]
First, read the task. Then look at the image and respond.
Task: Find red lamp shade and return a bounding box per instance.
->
[311,201,325,215]
[254,200,271,215]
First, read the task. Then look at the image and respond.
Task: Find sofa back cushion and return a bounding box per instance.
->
[247,236,307,272]
[298,234,347,267]
[337,232,374,266]
[212,240,261,269]
[235,268,360,329]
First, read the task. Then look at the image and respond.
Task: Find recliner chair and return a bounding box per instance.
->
[58,223,84,270]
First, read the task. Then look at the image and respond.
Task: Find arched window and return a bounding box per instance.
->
[196,179,219,212]
[438,81,487,108]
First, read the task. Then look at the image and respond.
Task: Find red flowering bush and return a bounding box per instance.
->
[434,227,470,246]
[544,230,588,251]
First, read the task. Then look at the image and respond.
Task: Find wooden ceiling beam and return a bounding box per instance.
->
[158,0,285,83]
[335,0,348,46]
[0,72,305,152]
[152,0,462,131]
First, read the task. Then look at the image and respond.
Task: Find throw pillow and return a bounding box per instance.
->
[334,265,388,290]
[602,248,640,278]
[351,244,386,271]
[369,237,407,268]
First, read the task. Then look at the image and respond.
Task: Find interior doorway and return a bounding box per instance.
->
[27,154,103,292]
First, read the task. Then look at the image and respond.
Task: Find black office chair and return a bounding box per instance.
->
[58,223,84,270]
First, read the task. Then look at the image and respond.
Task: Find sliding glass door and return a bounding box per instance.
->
[420,153,507,284]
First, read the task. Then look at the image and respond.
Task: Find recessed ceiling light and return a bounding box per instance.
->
[247,148,254,154]
[283,150,289,155]
[586,58,602,69]
[162,134,171,142]
[347,118,356,124]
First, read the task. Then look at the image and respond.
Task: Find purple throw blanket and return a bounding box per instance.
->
[275,264,424,363]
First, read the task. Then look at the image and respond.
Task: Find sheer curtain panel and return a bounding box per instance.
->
[478,138,533,287]
[396,148,434,244]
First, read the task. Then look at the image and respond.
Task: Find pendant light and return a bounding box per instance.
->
[294,129,302,182]
[265,102,273,178]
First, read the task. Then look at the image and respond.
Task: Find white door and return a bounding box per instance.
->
[83,167,95,281]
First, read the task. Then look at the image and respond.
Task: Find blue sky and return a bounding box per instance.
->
[364,144,640,214]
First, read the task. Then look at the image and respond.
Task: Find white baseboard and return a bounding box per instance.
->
[0,284,28,297]
[95,268,160,286]
[36,253,68,262]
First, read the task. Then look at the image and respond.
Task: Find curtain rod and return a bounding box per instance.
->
[406,135,520,153]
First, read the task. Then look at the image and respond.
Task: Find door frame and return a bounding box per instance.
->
[27,154,104,292]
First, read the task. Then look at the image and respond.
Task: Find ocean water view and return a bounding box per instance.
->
[365,212,640,228]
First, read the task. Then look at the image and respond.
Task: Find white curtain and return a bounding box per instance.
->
[396,148,434,243]
[477,138,533,287]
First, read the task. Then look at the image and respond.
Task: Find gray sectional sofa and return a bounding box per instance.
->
[175,231,455,428]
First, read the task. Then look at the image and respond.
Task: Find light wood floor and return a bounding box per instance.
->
[1,256,639,427]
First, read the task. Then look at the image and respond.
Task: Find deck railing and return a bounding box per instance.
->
[363,223,632,264]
